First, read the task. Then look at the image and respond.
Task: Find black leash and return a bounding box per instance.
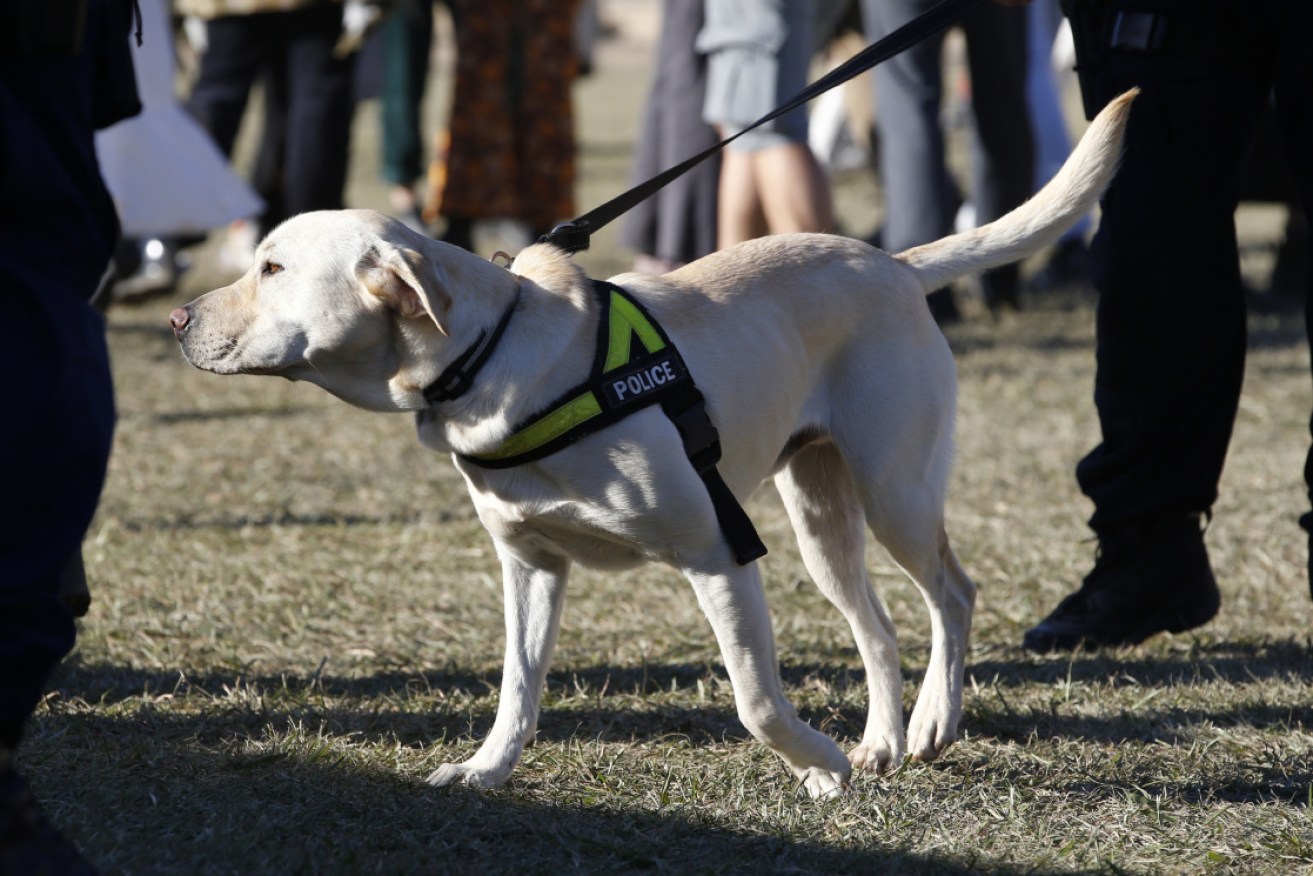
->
[540,0,987,254]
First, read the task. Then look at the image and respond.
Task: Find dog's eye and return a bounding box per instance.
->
[261,261,284,276]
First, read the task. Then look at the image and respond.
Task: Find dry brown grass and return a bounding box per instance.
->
[18,4,1313,872]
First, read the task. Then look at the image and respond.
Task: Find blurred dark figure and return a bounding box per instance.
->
[619,0,721,273]
[1241,102,1309,311]
[422,0,583,250]
[0,0,142,871]
[1024,0,1313,652]
[180,0,365,238]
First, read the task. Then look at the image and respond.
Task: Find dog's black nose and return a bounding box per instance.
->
[169,306,190,339]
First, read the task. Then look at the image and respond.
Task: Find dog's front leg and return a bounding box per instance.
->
[427,548,569,789]
[683,558,852,799]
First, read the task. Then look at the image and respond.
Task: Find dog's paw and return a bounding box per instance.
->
[848,736,902,774]
[426,761,510,790]
[800,765,851,800]
[905,713,957,762]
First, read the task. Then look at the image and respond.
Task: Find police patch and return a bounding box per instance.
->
[600,352,689,411]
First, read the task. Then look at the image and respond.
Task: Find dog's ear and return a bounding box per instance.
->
[357,245,452,336]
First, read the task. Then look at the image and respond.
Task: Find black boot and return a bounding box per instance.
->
[1,762,97,875]
[1023,515,1220,652]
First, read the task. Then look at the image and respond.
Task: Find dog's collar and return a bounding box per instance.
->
[423,284,521,405]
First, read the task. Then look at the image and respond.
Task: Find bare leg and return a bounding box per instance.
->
[754,142,835,236]
[717,149,768,248]
[718,142,835,248]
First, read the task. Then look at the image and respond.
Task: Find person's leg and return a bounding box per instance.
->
[252,62,289,231]
[717,148,769,247]
[752,0,832,237]
[754,141,834,235]
[617,0,721,266]
[962,1,1034,310]
[702,0,830,248]
[185,14,266,157]
[0,18,120,871]
[1272,0,1313,596]
[1025,1,1273,650]
[380,0,434,195]
[861,0,951,254]
[280,4,357,216]
[861,0,955,319]
[426,0,515,245]
[515,0,580,236]
[1027,0,1091,241]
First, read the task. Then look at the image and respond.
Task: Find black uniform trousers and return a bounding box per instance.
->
[0,0,137,747]
[1070,0,1313,535]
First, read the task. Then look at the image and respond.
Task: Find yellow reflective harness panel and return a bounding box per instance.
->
[460,280,766,565]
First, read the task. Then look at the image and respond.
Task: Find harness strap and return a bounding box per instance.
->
[461,281,767,565]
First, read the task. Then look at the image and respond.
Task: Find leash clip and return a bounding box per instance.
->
[538,221,592,254]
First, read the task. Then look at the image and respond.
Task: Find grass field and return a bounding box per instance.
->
[20,3,1313,872]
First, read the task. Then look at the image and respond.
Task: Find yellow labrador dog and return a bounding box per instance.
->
[171,91,1134,798]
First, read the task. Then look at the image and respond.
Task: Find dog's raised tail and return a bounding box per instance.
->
[895,88,1137,294]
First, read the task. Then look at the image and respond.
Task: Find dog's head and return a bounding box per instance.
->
[170,210,494,411]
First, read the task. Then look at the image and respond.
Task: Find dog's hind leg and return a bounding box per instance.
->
[774,442,906,774]
[830,353,976,763]
[428,547,570,790]
[681,552,853,798]
[852,476,975,763]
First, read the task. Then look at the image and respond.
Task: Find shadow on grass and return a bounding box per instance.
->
[113,509,445,532]
[968,639,1313,690]
[147,406,313,424]
[24,723,976,876]
[50,660,754,749]
[51,640,1313,752]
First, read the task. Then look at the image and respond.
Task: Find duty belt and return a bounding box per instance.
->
[460,280,767,566]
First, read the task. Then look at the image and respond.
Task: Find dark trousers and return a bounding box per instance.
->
[0,1,127,748]
[187,4,355,230]
[860,0,1034,300]
[380,0,437,187]
[1069,0,1313,533]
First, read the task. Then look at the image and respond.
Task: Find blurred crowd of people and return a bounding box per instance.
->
[97,0,1125,315]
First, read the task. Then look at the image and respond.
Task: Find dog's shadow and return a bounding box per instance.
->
[50,639,1313,753]
[26,719,967,874]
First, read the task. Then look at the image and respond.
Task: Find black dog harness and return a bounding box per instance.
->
[425,280,766,565]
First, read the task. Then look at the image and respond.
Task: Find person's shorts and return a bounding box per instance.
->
[697,0,812,152]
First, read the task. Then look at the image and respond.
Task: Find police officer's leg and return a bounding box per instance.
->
[1273,0,1313,596]
[1026,2,1270,650]
[0,291,114,751]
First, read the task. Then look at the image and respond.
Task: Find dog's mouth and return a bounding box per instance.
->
[178,332,290,378]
